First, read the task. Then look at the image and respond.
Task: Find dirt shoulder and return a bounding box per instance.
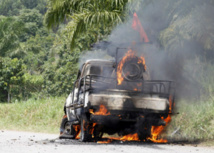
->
[197,141,214,148]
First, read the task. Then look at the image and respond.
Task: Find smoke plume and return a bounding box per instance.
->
[79,0,214,99]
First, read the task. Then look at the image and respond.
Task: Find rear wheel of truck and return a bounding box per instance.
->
[138,125,151,140]
[93,125,103,141]
[137,118,152,141]
[59,115,76,139]
[80,115,92,142]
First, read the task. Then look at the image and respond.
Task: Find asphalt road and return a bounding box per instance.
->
[0,130,214,153]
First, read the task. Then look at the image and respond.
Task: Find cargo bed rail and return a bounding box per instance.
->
[71,75,176,112]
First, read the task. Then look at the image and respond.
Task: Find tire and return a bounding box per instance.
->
[59,115,76,139]
[138,125,151,140]
[80,115,92,142]
[93,125,103,141]
[137,118,151,141]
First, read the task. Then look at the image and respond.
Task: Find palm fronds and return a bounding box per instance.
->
[45,0,129,49]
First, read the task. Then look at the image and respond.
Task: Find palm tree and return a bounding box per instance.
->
[160,0,214,54]
[44,0,131,49]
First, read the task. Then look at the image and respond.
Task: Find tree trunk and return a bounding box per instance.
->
[8,92,10,103]
[7,85,10,103]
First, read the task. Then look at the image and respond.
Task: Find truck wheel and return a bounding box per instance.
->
[80,116,92,142]
[93,125,103,140]
[137,118,151,141]
[138,124,151,140]
[59,115,76,139]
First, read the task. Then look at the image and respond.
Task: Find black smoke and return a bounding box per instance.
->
[81,0,214,100]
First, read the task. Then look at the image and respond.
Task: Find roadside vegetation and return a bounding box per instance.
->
[0,97,64,133]
[0,0,214,142]
[166,99,214,141]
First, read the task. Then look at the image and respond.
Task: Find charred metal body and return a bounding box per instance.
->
[60,57,175,142]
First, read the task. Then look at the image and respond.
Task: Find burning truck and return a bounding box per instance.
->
[59,48,176,142]
[59,13,175,143]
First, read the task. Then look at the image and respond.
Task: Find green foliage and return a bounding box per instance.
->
[42,28,81,95]
[0,17,25,57]
[19,9,43,27]
[22,73,44,98]
[18,9,44,41]
[184,58,214,98]
[20,0,41,9]
[43,61,79,95]
[0,0,23,16]
[0,0,48,16]
[0,97,64,133]
[0,3,58,101]
[0,57,25,102]
[166,99,214,140]
[160,0,214,54]
[23,29,55,72]
[45,0,129,49]
[1,0,214,103]
[0,8,55,101]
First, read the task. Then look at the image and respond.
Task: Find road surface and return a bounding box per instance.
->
[0,130,213,153]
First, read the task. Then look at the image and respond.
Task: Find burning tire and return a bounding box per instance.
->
[122,60,143,81]
[137,118,152,141]
[117,50,147,84]
[93,125,103,140]
[59,115,76,139]
[80,115,92,142]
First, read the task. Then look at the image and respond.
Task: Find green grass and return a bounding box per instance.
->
[0,97,65,134]
[166,98,214,141]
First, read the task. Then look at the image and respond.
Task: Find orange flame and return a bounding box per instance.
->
[117,50,135,85]
[117,49,146,85]
[148,116,171,143]
[148,96,173,143]
[73,125,81,139]
[97,133,140,143]
[120,133,140,141]
[97,139,112,144]
[89,123,97,135]
[89,105,110,115]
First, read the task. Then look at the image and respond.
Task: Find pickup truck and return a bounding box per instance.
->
[59,56,175,142]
